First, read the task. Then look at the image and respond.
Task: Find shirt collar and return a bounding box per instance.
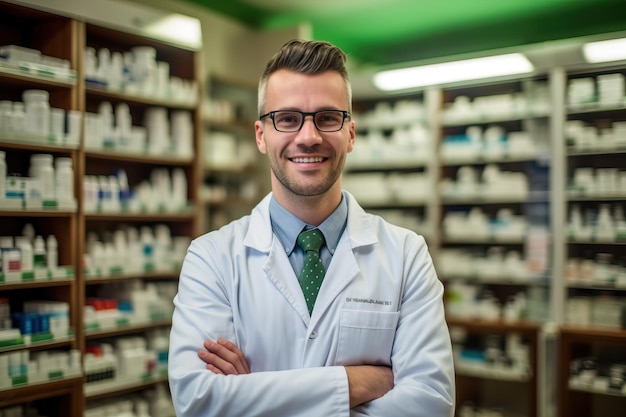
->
[269,193,348,256]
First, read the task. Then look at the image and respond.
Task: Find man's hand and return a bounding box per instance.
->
[198,338,250,375]
[345,365,394,408]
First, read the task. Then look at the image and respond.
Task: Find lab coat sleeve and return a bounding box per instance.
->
[352,234,455,417]
[168,237,351,417]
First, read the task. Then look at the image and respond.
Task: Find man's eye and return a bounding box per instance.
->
[277,113,300,124]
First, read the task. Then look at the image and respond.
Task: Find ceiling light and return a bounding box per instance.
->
[373,53,534,91]
[144,14,202,49]
[582,38,626,63]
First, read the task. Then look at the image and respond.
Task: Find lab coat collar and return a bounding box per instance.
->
[243,191,378,253]
[243,191,379,325]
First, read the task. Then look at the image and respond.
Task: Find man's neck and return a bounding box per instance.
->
[273,190,342,226]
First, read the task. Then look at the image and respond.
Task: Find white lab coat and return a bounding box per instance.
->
[168,192,455,417]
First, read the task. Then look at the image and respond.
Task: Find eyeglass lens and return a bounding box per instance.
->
[273,111,346,132]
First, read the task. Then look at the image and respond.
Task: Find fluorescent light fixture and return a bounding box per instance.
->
[583,38,626,63]
[373,53,534,91]
[144,14,202,49]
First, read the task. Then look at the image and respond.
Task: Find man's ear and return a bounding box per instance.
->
[255,121,266,154]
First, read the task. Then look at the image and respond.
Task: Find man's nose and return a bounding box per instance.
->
[294,116,322,145]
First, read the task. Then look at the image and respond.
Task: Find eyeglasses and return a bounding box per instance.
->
[259,110,351,133]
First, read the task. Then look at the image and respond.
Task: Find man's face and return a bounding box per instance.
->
[254,69,355,200]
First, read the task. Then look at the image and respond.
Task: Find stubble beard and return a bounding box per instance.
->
[271,152,346,198]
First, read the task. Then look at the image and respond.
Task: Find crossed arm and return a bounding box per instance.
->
[198,337,394,408]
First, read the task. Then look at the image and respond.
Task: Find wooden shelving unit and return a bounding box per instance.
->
[0,1,201,415]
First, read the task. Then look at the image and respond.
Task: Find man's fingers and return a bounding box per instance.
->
[198,348,239,375]
[199,339,250,375]
[205,363,224,375]
[216,338,250,373]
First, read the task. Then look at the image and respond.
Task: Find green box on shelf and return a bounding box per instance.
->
[31,332,54,343]
[48,370,64,380]
[0,337,25,348]
[11,375,27,386]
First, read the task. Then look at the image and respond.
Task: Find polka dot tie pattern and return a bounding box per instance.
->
[296,228,326,315]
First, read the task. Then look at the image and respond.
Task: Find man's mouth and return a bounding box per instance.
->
[290,157,325,163]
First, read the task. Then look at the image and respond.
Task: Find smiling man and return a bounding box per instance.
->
[168,39,455,417]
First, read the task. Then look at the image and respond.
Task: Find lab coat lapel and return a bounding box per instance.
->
[309,234,359,322]
[245,194,310,326]
[263,237,311,325]
[309,192,378,322]
[243,192,378,326]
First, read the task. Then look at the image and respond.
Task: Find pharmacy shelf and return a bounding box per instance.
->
[85,86,196,109]
[567,102,626,115]
[0,65,76,88]
[1,1,202,414]
[441,196,530,205]
[566,282,626,291]
[85,271,179,285]
[563,69,626,413]
[441,237,527,244]
[0,137,78,152]
[447,317,541,333]
[569,381,626,398]
[441,112,550,127]
[356,200,430,209]
[345,160,429,172]
[79,19,201,417]
[203,117,254,133]
[0,276,73,290]
[0,375,83,408]
[455,362,532,382]
[559,325,626,417]
[436,77,553,417]
[440,154,539,166]
[0,334,75,354]
[84,211,196,221]
[201,75,267,232]
[567,148,626,156]
[84,374,168,400]
[0,370,82,394]
[442,275,549,286]
[560,326,626,341]
[84,319,172,339]
[0,3,82,414]
[567,239,626,245]
[567,195,626,202]
[85,150,193,166]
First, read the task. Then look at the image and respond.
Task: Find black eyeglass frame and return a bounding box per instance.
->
[259,110,351,132]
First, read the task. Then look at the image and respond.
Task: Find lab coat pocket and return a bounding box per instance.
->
[334,309,400,366]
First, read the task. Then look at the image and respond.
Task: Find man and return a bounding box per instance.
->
[168,39,455,416]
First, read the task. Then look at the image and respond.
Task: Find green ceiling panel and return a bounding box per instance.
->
[187,0,626,66]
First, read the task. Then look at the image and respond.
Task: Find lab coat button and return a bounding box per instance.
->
[309,331,318,339]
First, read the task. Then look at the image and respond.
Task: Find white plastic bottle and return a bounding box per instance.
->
[11,102,25,133]
[54,157,74,202]
[23,89,50,138]
[29,153,55,201]
[0,150,6,200]
[150,384,175,417]
[135,399,152,417]
[21,223,35,245]
[33,235,47,278]
[47,235,58,274]
[117,399,137,417]
[15,236,33,275]
[595,204,615,242]
[0,100,13,134]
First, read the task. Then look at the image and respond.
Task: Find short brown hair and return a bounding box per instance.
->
[258,39,352,116]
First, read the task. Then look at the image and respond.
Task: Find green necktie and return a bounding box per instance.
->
[297,228,326,315]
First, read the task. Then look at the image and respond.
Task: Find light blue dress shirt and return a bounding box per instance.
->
[269,192,347,275]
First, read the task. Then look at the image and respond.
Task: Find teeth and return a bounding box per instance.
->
[292,157,324,163]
